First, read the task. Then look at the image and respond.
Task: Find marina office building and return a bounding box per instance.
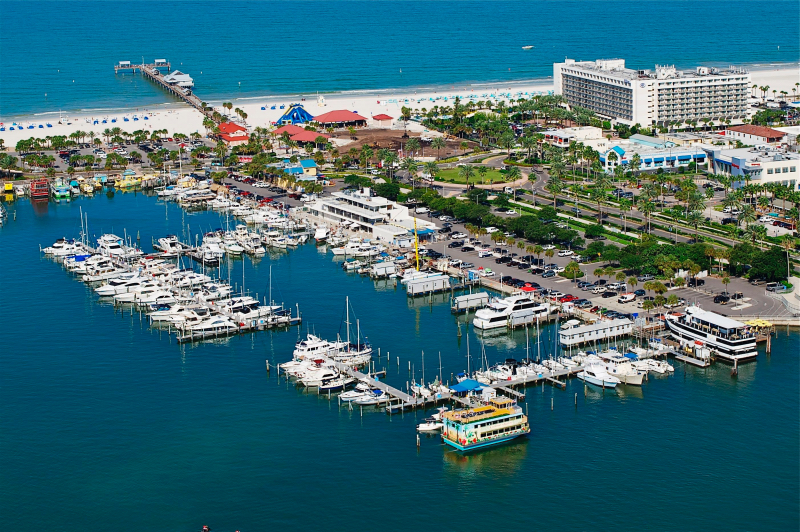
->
[554,58,751,126]
[306,188,437,244]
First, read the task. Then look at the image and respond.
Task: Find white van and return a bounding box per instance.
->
[415,207,430,214]
[591,286,606,294]
[478,250,493,258]
[617,293,636,303]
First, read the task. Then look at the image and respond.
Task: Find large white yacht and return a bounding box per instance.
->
[665,305,758,362]
[472,295,550,330]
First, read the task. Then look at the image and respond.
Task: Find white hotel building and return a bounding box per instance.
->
[554,59,751,126]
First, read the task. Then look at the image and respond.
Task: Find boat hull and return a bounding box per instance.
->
[443,431,527,452]
[577,371,619,388]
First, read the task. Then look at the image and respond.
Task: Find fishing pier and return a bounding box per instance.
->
[114,59,214,120]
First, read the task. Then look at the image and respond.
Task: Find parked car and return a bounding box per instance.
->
[575,300,593,308]
[448,241,465,248]
[542,270,556,278]
[687,278,705,287]
[714,294,731,304]
[633,289,646,297]
[601,291,617,298]
[557,249,574,257]
[637,274,655,282]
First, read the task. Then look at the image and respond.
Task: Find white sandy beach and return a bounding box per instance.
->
[2,66,797,148]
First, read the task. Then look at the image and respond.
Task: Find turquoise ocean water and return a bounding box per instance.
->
[1,0,798,118]
[0,193,798,531]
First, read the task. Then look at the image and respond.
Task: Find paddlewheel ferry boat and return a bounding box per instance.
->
[665,305,758,362]
[442,396,529,451]
[30,178,49,199]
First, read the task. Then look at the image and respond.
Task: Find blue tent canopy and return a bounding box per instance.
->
[276,104,315,125]
[623,352,639,360]
[413,228,434,235]
[450,379,484,393]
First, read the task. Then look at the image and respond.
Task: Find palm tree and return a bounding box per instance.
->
[477,165,488,184]
[423,161,439,184]
[401,157,419,188]
[687,210,703,242]
[405,138,421,157]
[360,145,374,172]
[458,164,475,187]
[506,165,521,185]
[781,235,795,280]
[459,140,469,155]
[564,260,581,282]
[533,245,543,264]
[431,137,446,160]
[639,200,656,234]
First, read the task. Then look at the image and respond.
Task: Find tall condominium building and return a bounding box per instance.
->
[553,58,751,126]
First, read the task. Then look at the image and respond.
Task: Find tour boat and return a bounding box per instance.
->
[664,305,758,362]
[441,396,530,451]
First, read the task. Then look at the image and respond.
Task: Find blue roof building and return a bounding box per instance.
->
[276,104,315,125]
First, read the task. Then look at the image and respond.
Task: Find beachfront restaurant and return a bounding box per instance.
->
[313,110,368,129]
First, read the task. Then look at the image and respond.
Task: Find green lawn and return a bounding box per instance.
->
[435,167,511,184]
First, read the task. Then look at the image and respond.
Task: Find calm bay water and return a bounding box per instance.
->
[0,193,798,531]
[1,0,799,118]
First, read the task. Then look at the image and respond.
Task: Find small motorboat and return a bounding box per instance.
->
[417,417,444,432]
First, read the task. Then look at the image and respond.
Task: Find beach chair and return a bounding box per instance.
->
[39,124,44,128]
[143,116,148,120]
[28,125,34,129]
[111,118,116,123]
[133,117,138,121]
[46,123,52,127]
[271,105,276,110]
[123,117,129,122]
[280,105,285,109]
[102,119,107,123]
[261,107,266,110]
[0,127,5,132]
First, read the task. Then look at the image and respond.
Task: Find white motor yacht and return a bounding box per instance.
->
[94,276,147,296]
[185,316,238,334]
[314,225,329,243]
[353,389,389,405]
[597,351,645,386]
[577,364,621,388]
[473,295,550,330]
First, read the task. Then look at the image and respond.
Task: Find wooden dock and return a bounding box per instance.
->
[114,61,215,121]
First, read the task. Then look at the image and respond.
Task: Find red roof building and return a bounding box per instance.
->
[219,133,250,146]
[290,131,330,143]
[726,125,786,144]
[313,110,368,127]
[272,124,307,137]
[373,113,393,121]
[218,122,246,135]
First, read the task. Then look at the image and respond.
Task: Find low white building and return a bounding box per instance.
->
[724,125,787,145]
[163,70,194,88]
[705,146,800,190]
[306,188,437,244]
[543,126,604,148]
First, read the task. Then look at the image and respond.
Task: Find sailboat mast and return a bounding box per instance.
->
[536,315,541,362]
[345,296,351,347]
[466,333,470,376]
